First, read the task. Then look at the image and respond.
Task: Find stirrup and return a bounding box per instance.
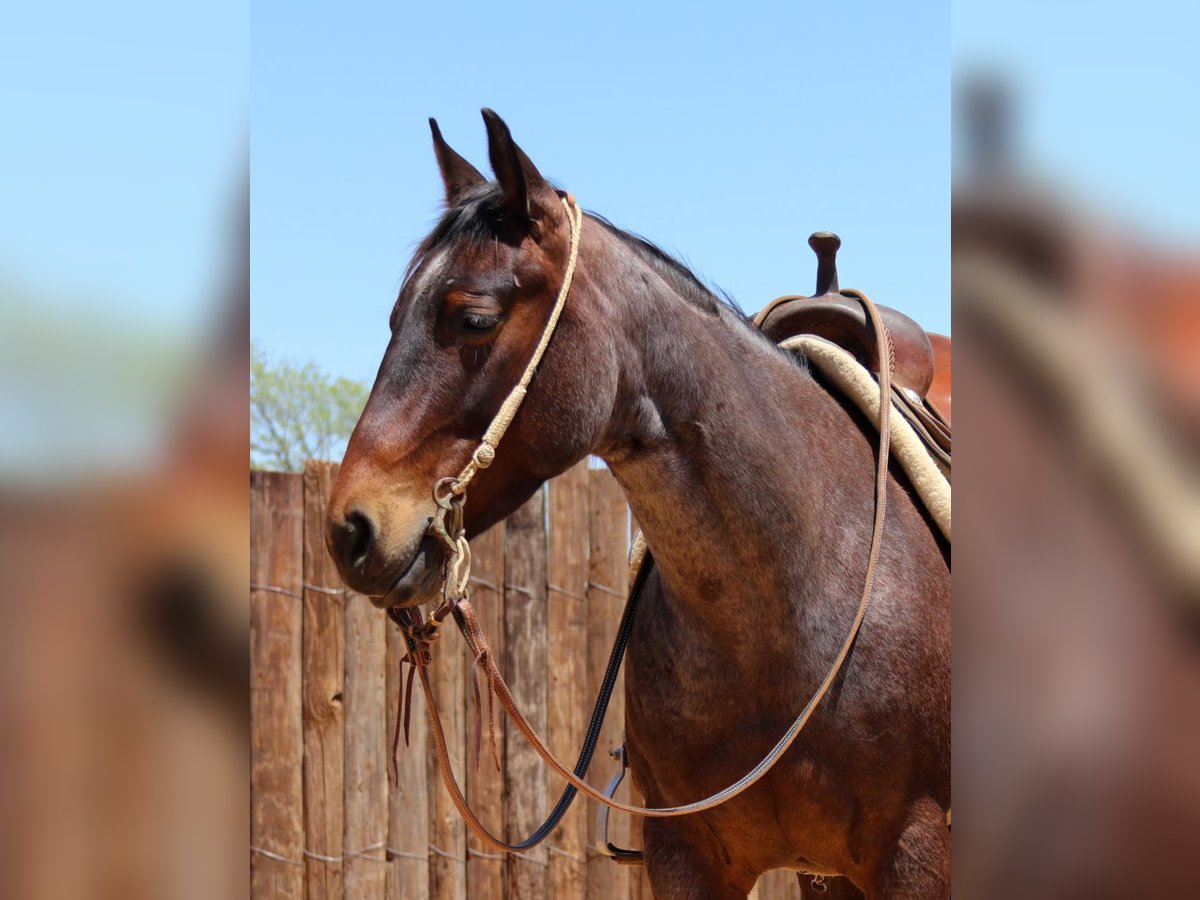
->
[595,744,645,866]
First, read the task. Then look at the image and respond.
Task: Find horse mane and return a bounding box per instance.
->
[584,213,744,320]
[583,214,799,366]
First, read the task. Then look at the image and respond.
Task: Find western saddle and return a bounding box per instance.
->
[753,232,951,467]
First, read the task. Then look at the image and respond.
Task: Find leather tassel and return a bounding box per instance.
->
[470,657,483,770]
[485,657,501,773]
[403,662,417,747]
[391,654,406,781]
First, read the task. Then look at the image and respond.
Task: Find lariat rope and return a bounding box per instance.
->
[391,195,895,852]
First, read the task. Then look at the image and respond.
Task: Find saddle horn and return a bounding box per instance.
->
[809,231,841,296]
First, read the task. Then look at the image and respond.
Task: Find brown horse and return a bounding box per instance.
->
[326,111,950,899]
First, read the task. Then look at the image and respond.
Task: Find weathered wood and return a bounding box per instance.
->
[464,522,506,900]
[254,465,668,899]
[756,868,804,900]
[386,619,430,900]
[251,471,305,899]
[427,581,467,900]
[344,585,388,898]
[303,461,346,900]
[546,464,591,900]
[587,469,630,900]
[504,489,549,899]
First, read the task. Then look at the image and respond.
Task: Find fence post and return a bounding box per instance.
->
[504,488,549,899]
[344,515,388,897]
[465,522,506,900]
[427,545,468,900]
[251,471,305,899]
[303,461,346,900]
[587,470,631,900]
[547,463,592,900]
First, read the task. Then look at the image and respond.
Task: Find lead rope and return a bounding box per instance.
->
[396,197,895,848]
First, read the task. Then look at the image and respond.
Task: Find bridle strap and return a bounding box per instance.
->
[410,554,655,855]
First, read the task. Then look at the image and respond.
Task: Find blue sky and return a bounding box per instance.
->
[252,1,949,383]
[3,0,1193,392]
[0,1,246,331]
[0,1,246,477]
[953,0,1199,242]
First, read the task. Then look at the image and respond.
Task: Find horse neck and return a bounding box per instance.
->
[579,221,868,633]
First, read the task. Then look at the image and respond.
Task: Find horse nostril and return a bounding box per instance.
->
[331,509,376,571]
[346,510,375,568]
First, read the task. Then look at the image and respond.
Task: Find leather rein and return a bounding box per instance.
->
[388,193,896,859]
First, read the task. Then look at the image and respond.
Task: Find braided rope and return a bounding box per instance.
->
[449,195,584,497]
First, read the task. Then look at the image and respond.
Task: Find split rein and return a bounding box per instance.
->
[387,193,896,859]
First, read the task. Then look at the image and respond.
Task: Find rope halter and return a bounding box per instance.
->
[420,193,584,619]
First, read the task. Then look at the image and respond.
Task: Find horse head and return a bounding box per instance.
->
[326,110,618,607]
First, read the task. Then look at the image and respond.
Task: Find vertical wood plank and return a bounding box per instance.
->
[344,585,388,897]
[251,471,305,899]
[303,461,346,900]
[626,507,654,900]
[465,522,506,900]
[504,489,549,899]
[547,465,591,900]
[587,469,630,900]
[386,619,429,900]
[427,575,467,900]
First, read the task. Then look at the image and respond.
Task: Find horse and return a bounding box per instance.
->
[325,110,950,899]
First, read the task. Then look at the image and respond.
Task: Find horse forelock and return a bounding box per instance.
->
[397,187,798,373]
[401,182,504,289]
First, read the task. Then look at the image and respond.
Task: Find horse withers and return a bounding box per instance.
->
[326,110,950,899]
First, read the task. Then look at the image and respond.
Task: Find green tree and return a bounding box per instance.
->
[250,343,369,471]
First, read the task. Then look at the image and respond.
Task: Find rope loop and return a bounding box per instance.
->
[444,535,472,603]
[473,443,496,469]
[433,476,459,508]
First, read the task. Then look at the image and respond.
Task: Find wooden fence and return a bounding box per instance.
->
[251,460,802,900]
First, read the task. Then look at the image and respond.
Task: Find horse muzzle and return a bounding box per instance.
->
[326,506,446,607]
[374,533,446,608]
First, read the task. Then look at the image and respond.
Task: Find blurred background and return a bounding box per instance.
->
[954,0,1199,896]
[0,1,247,898]
[0,0,1197,896]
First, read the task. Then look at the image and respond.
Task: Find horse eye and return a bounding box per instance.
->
[459,311,501,333]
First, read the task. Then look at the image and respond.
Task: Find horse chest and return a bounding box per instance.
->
[624,600,807,764]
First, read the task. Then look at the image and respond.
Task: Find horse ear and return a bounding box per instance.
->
[481,108,552,226]
[429,118,485,206]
